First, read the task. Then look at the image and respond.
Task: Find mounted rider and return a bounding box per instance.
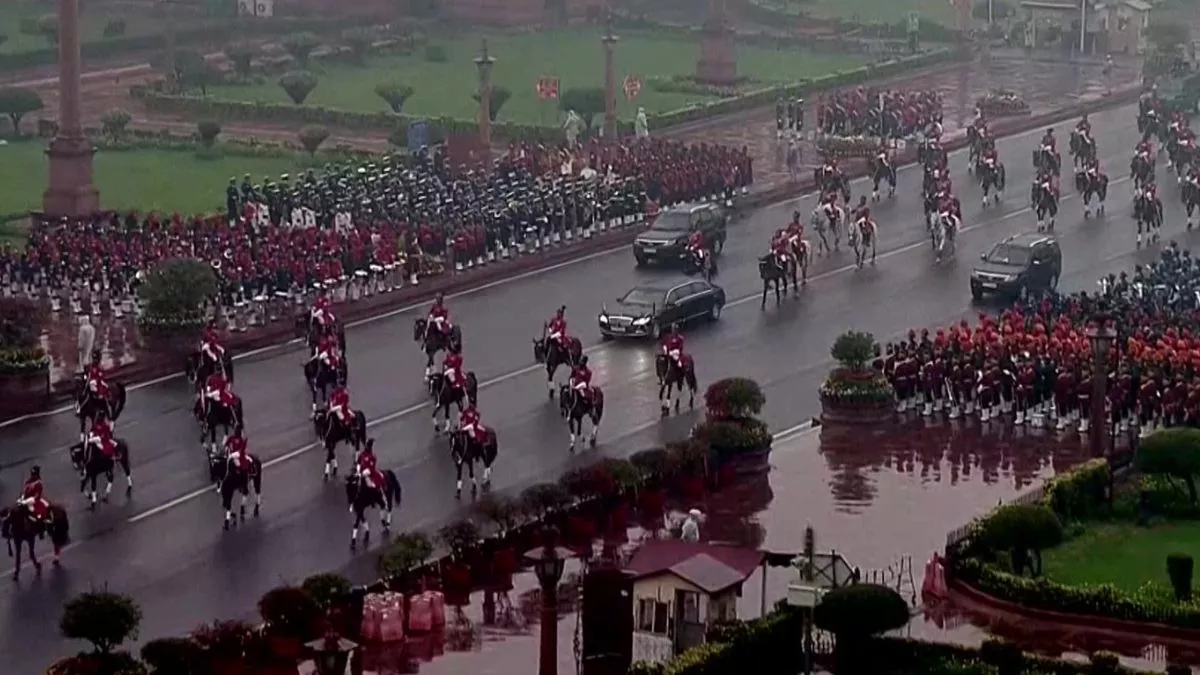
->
[83,349,111,405]
[424,293,452,341]
[328,384,355,428]
[310,294,336,333]
[200,321,225,366]
[459,402,489,445]
[1075,114,1091,137]
[355,442,384,492]
[661,324,687,371]
[224,428,253,475]
[16,465,51,525]
[546,306,569,351]
[1040,127,1057,153]
[311,333,343,372]
[203,366,237,412]
[770,229,793,267]
[86,411,117,459]
[686,230,707,266]
[786,211,804,239]
[569,355,594,402]
[442,346,466,391]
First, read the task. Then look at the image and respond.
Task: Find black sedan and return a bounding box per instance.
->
[598,279,726,339]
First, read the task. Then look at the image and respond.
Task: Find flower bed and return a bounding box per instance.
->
[976,89,1031,117]
[819,331,895,423]
[817,134,887,159]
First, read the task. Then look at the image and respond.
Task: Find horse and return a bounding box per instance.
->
[429,372,479,433]
[1183,174,1200,230]
[533,333,583,398]
[656,353,697,416]
[849,218,877,268]
[298,313,347,353]
[344,458,402,548]
[1030,182,1059,232]
[1069,131,1096,167]
[208,448,263,530]
[682,246,718,282]
[449,428,499,499]
[413,317,463,370]
[1130,152,1156,192]
[1,503,69,581]
[809,206,837,255]
[919,139,948,171]
[1138,109,1163,145]
[870,155,897,201]
[975,158,1006,207]
[757,255,788,310]
[314,408,368,480]
[74,379,127,440]
[1168,137,1197,178]
[1032,145,1061,176]
[184,347,235,391]
[932,211,959,262]
[1075,169,1109,219]
[195,395,244,454]
[558,384,605,452]
[1134,189,1164,248]
[304,356,347,413]
[812,167,850,203]
[69,438,133,509]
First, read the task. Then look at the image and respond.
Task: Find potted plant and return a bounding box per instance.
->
[258,585,322,659]
[697,377,773,475]
[819,331,895,423]
[136,258,217,356]
[60,590,143,657]
[301,572,352,616]
[0,297,50,417]
[141,637,204,675]
[378,531,434,589]
[439,519,481,606]
[191,619,254,675]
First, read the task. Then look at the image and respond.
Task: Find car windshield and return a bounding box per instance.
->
[985,244,1031,266]
[620,288,664,306]
[653,212,693,232]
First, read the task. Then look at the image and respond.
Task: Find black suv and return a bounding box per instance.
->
[633,202,728,267]
[971,233,1062,301]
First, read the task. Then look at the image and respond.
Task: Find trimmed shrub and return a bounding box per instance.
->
[136,258,217,331]
[1138,428,1200,505]
[703,377,766,420]
[1167,553,1194,601]
[60,590,142,654]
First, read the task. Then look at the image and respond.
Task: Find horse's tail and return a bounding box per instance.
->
[344,474,358,505]
[592,389,605,422]
[49,506,70,545]
[466,372,479,404]
[686,363,698,391]
[654,354,668,381]
[355,410,368,441]
[385,470,402,508]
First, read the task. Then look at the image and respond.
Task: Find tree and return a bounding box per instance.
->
[298,125,330,157]
[977,503,1063,576]
[196,120,222,147]
[559,87,606,133]
[137,258,217,326]
[37,14,58,46]
[100,109,132,141]
[1138,428,1200,505]
[472,85,512,122]
[279,70,318,105]
[830,331,877,371]
[375,82,415,113]
[281,31,321,69]
[813,584,910,675]
[0,88,44,137]
[141,637,204,675]
[224,42,257,78]
[60,590,142,654]
[154,49,215,95]
[342,27,374,65]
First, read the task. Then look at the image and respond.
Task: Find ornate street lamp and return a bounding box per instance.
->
[525,527,574,675]
[306,632,357,675]
[1085,308,1117,457]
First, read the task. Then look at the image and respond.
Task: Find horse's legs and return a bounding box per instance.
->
[760,281,768,310]
[10,539,21,580]
[323,443,337,480]
[27,539,40,574]
[239,487,249,520]
[660,379,672,417]
[546,363,557,398]
[455,459,465,497]
[252,474,263,516]
[103,469,114,501]
[120,455,133,495]
[87,474,98,509]
[568,417,578,451]
[350,509,364,548]
[466,456,478,493]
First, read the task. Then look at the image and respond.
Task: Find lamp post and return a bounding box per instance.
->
[306,633,357,675]
[602,12,619,140]
[525,527,573,675]
[1086,309,1117,457]
[474,39,496,171]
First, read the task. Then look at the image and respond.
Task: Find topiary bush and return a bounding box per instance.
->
[1167,553,1194,601]
[692,417,772,458]
[814,583,910,675]
[975,503,1063,576]
[1138,428,1200,505]
[301,572,352,612]
[280,31,321,68]
[141,637,204,675]
[978,638,1025,675]
[821,330,894,407]
[703,377,765,420]
[279,70,319,105]
[0,296,48,374]
[60,590,142,654]
[196,119,221,147]
[258,585,322,641]
[1088,650,1121,675]
[136,258,216,333]
[378,530,434,578]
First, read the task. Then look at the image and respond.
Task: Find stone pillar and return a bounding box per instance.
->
[696,0,737,86]
[474,39,496,171]
[43,0,99,218]
[602,15,619,140]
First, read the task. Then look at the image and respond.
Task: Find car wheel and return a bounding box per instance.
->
[709,302,723,321]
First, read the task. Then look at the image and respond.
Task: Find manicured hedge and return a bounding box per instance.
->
[130,49,954,144]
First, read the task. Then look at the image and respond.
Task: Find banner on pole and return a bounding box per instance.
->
[536,76,560,100]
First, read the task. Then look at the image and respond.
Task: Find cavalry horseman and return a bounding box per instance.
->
[76,349,126,442]
[346,439,401,548]
[1069,115,1097,167]
[534,306,583,398]
[4,465,69,580]
[307,331,346,413]
[684,229,716,281]
[657,324,698,414]
[450,401,498,497]
[431,343,477,432]
[562,354,604,451]
[211,426,262,530]
[415,293,462,374]
[71,408,133,507]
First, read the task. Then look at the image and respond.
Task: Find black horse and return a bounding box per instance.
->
[533,334,583,398]
[184,347,235,391]
[1032,145,1061,176]
[1030,181,1059,232]
[304,357,348,413]
[1069,130,1096,167]
[558,384,605,452]
[1,503,69,581]
[69,438,133,509]
[208,448,263,530]
[813,167,850,203]
[656,354,697,416]
[1134,190,1164,247]
[74,379,127,440]
[314,408,368,480]
[413,318,463,370]
[449,428,498,499]
[1130,152,1156,191]
[344,453,402,549]
[870,155,897,201]
[1075,169,1109,219]
[194,395,244,454]
[975,158,1006,208]
[1183,175,1200,230]
[429,372,479,433]
[758,255,791,309]
[297,313,347,353]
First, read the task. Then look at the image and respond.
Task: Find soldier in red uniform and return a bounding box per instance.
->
[1017,361,1036,425]
[1139,373,1160,431]
[204,367,236,411]
[84,349,110,403]
[425,293,451,340]
[16,466,51,524]
[328,385,354,428]
[546,306,568,350]
[200,321,224,366]
[661,324,686,370]
[224,427,253,475]
[459,402,488,445]
[87,414,117,459]
[356,438,378,481]
[312,333,341,370]
[569,355,594,402]
[442,347,466,391]
[1054,364,1076,429]
[1076,367,1093,433]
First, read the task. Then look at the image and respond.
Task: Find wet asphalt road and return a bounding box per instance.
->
[0,101,1179,670]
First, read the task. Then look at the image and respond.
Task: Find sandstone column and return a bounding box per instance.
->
[43,0,100,218]
[474,39,495,171]
[602,13,619,139]
[696,0,737,86]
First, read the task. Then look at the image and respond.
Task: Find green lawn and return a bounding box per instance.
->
[0,140,306,216]
[1042,521,1200,594]
[0,0,215,55]
[754,0,956,26]
[207,29,870,124]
